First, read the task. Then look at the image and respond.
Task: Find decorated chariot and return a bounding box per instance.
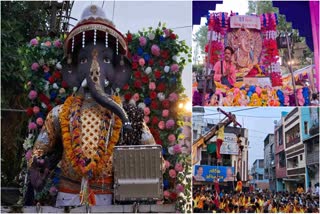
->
[193,12,314,106]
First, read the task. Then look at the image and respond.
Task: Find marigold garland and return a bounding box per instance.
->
[59,95,122,178]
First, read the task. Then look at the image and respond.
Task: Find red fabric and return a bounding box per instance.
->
[214,180,220,194]
[216,139,223,159]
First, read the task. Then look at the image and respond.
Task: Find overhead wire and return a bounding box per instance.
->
[112,0,115,22]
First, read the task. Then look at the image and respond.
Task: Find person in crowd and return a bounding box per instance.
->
[310,93,319,106]
[297,185,304,194]
[215,124,225,163]
[192,185,320,213]
[213,46,237,88]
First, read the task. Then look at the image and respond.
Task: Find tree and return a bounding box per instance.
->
[193,26,208,54]
[1,1,50,188]
[1,1,71,190]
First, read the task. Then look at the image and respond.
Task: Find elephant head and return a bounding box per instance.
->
[62,5,132,130]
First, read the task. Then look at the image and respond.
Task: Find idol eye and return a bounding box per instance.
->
[80,58,88,64]
[103,57,111,64]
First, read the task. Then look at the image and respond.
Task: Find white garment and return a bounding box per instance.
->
[315,186,319,196]
[55,192,112,207]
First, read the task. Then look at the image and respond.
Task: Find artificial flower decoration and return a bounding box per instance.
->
[125,23,192,212]
[20,35,71,204]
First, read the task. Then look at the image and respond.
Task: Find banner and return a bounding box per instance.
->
[194,165,235,182]
[220,133,239,155]
[230,15,261,30]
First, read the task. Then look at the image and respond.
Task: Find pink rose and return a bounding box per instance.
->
[144,107,150,116]
[174,163,184,172]
[139,58,145,66]
[139,36,147,46]
[43,65,50,73]
[234,87,240,95]
[49,186,58,196]
[162,109,169,117]
[158,121,165,130]
[33,106,40,114]
[163,29,171,37]
[164,160,170,169]
[36,117,44,126]
[28,122,37,130]
[256,87,262,96]
[31,63,39,71]
[28,90,38,100]
[132,93,140,102]
[166,119,175,129]
[53,40,62,48]
[169,169,177,178]
[173,144,182,154]
[168,134,176,143]
[25,150,32,161]
[30,38,38,46]
[149,82,156,90]
[164,190,170,199]
[175,184,185,193]
[170,64,179,73]
[144,116,150,124]
[168,93,179,102]
[151,44,160,56]
[44,41,52,47]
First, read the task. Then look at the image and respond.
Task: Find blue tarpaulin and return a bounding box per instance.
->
[193,1,223,25]
[272,1,314,51]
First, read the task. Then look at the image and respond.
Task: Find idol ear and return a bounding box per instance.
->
[112,55,132,91]
[61,56,80,89]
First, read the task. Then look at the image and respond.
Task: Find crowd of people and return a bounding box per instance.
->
[193,185,320,213]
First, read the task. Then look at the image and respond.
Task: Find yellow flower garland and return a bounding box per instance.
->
[59,95,122,178]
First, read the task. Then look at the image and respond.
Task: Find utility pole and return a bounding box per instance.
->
[285,31,298,106]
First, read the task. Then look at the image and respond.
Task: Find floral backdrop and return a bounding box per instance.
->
[19,23,192,212]
[125,23,192,211]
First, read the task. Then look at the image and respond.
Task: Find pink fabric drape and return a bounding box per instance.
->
[310,1,319,91]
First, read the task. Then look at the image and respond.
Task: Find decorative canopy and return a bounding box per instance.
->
[64,5,127,57]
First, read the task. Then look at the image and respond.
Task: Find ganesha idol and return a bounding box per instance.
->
[28,5,156,206]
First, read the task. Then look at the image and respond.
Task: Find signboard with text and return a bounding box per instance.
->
[220,133,239,155]
[194,165,235,182]
[230,15,261,30]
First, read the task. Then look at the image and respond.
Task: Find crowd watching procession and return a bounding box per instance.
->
[193,183,320,213]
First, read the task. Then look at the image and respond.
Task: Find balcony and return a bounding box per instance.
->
[309,125,319,135]
[286,137,300,148]
[306,152,319,165]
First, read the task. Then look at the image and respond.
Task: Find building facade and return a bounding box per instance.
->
[274,112,288,192]
[192,107,249,188]
[301,107,319,190]
[264,134,276,192]
[251,159,269,190]
[283,107,305,192]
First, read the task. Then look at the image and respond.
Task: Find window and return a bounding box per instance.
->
[222,154,232,166]
[304,121,308,135]
[300,154,303,161]
[193,130,198,140]
[258,174,263,180]
[259,160,264,168]
[278,127,283,145]
[200,151,208,165]
[279,152,286,167]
